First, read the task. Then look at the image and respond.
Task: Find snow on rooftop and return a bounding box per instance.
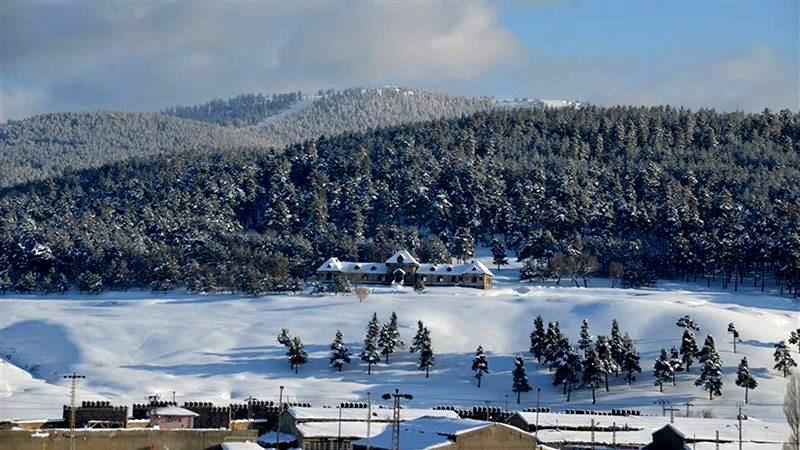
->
[288,407,458,422]
[149,406,199,417]
[220,442,264,450]
[385,249,419,266]
[296,420,390,439]
[353,416,490,450]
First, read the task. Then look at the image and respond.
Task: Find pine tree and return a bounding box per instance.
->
[653,348,674,392]
[277,328,292,347]
[378,311,403,364]
[553,339,582,402]
[361,313,381,374]
[676,315,700,332]
[595,335,618,391]
[491,236,508,271]
[530,315,546,363]
[680,329,699,372]
[735,356,758,403]
[287,336,308,374]
[610,319,625,377]
[774,341,798,377]
[727,322,740,353]
[669,346,684,385]
[512,355,532,403]
[789,328,800,354]
[582,347,605,404]
[329,330,352,372]
[418,327,435,378]
[472,345,490,388]
[410,320,426,353]
[621,333,642,385]
[695,335,723,400]
[543,321,562,370]
[578,319,593,353]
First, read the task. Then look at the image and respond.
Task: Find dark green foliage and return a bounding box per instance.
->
[553,339,582,402]
[681,330,700,372]
[695,335,723,400]
[471,345,489,388]
[361,313,381,374]
[582,347,605,404]
[287,336,308,374]
[163,92,302,127]
[329,330,352,372]
[622,334,642,385]
[735,356,757,403]
[530,315,546,363]
[774,341,797,377]
[654,348,673,392]
[2,106,799,294]
[512,355,532,403]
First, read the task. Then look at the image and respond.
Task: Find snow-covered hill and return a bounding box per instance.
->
[1,265,797,425]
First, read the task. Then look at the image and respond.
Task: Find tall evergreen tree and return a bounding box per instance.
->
[789,329,800,354]
[582,347,605,404]
[512,355,533,403]
[610,319,625,376]
[543,321,562,370]
[287,336,308,374]
[491,236,508,271]
[669,346,684,385]
[418,326,435,378]
[578,319,593,353]
[676,315,700,332]
[378,311,403,364]
[329,330,352,372]
[735,356,758,403]
[774,341,798,377]
[595,335,618,391]
[695,335,723,400]
[361,313,381,374]
[727,322,740,353]
[653,348,674,392]
[410,320,426,353]
[277,328,292,347]
[530,315,546,363]
[621,333,642,385]
[680,329,699,372]
[471,345,490,388]
[553,339,582,402]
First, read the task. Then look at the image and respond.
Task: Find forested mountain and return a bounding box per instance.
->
[0,112,265,187]
[1,88,500,187]
[1,106,798,295]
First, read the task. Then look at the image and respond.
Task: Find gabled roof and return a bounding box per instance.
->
[459,259,493,276]
[353,416,496,450]
[316,257,343,272]
[385,249,419,266]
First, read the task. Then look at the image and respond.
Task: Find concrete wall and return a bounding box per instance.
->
[447,424,537,449]
[0,428,258,450]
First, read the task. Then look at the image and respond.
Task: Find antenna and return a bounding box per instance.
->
[63,372,85,450]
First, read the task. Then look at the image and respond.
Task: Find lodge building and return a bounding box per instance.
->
[315,250,493,289]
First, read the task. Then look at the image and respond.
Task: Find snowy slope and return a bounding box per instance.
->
[0,266,797,426]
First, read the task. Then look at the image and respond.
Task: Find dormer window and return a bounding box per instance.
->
[354,264,360,270]
[429,267,436,272]
[370,265,377,271]
[396,255,404,264]
[446,267,452,272]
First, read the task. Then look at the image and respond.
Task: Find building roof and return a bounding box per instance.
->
[353,416,493,450]
[149,406,199,417]
[296,421,390,439]
[288,407,459,422]
[385,250,420,266]
[220,443,264,450]
[316,257,344,272]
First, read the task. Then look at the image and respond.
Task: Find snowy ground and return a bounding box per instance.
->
[1,259,798,429]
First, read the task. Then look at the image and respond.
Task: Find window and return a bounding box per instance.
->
[472,277,477,283]
[354,264,360,270]
[397,255,404,263]
[371,265,377,271]
[437,276,443,283]
[378,275,384,281]
[429,266,436,272]
[326,273,332,280]
[446,267,452,272]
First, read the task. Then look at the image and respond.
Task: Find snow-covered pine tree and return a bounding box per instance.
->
[378,311,403,364]
[727,322,740,353]
[676,315,700,332]
[774,341,798,377]
[695,335,723,400]
[543,321,562,370]
[491,236,508,271]
[410,320,425,353]
[530,315,546,363]
[512,355,532,403]
[621,333,642,385]
[578,319,593,353]
[735,356,758,403]
[653,348,674,392]
[418,327,435,378]
[669,346,684,385]
[610,319,625,377]
[595,335,619,391]
[789,328,800,354]
[287,336,308,374]
[329,330,352,372]
[582,347,605,404]
[361,313,381,374]
[277,328,292,347]
[680,329,699,372]
[553,338,582,402]
[471,345,489,388]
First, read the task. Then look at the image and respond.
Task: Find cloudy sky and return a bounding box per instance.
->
[2,0,797,120]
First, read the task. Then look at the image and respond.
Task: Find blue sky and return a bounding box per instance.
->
[2,0,797,120]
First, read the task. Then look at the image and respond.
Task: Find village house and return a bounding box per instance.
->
[315,250,493,289]
[148,406,199,430]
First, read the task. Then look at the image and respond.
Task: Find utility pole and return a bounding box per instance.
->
[382,389,413,450]
[654,399,670,417]
[612,421,616,449]
[275,386,284,450]
[484,400,490,421]
[535,388,541,439]
[337,405,343,450]
[666,407,679,424]
[64,372,85,450]
[172,391,176,403]
[504,395,509,416]
[366,392,372,450]
[682,402,695,417]
[590,418,595,450]
[715,430,720,450]
[737,402,743,450]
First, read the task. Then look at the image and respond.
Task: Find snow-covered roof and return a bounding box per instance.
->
[288,407,458,422]
[149,406,199,417]
[458,259,493,276]
[316,257,344,272]
[385,250,419,266]
[220,442,264,450]
[353,416,492,450]
[296,421,390,439]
